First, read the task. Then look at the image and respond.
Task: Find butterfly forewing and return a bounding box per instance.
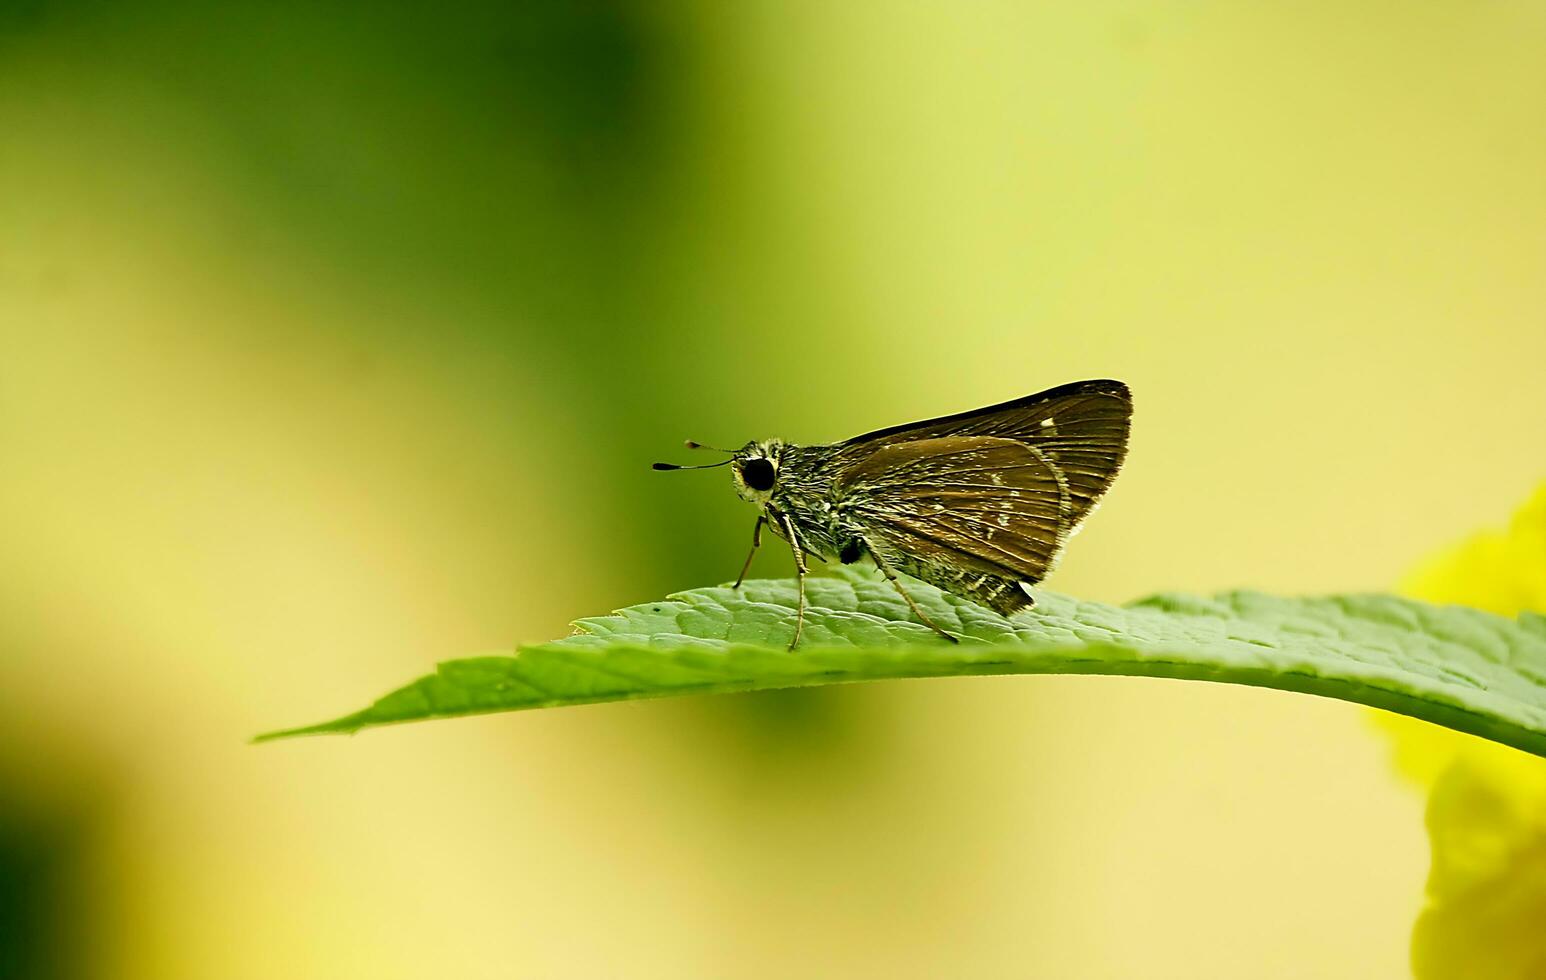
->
[836,379,1130,530]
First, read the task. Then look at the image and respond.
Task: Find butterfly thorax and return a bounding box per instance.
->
[731,440,858,561]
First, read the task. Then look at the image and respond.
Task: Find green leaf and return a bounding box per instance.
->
[256,568,1546,755]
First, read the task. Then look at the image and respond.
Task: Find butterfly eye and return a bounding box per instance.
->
[740,458,776,491]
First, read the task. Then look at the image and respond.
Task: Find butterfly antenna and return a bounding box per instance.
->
[653,458,733,471]
[654,438,737,470]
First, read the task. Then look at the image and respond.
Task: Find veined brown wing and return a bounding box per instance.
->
[834,379,1130,532]
[835,436,1074,613]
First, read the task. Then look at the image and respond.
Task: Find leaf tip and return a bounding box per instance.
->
[251,721,360,744]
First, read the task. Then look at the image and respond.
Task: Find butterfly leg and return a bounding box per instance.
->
[732,515,765,589]
[777,513,808,651]
[866,547,959,644]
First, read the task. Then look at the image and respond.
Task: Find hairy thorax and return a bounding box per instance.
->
[763,444,861,562]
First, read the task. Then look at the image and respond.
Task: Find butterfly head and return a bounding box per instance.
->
[731,439,782,503]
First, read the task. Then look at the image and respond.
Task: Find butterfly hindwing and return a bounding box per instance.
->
[834,436,1067,612]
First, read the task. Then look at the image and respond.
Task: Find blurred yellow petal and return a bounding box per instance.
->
[1405,484,1546,618]
[1383,483,1546,979]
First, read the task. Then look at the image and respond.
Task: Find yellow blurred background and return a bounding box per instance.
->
[2,2,1544,977]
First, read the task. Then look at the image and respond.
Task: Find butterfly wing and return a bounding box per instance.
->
[830,381,1131,614]
[833,436,1066,613]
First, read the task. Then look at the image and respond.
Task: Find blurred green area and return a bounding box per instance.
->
[1,2,1544,977]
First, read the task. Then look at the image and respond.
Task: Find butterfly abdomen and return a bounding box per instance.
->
[970,576,1035,615]
[874,541,1035,617]
[920,567,1034,616]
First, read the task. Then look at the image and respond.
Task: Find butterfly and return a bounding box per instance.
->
[655,379,1132,649]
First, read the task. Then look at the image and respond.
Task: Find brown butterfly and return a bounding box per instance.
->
[655,379,1132,649]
